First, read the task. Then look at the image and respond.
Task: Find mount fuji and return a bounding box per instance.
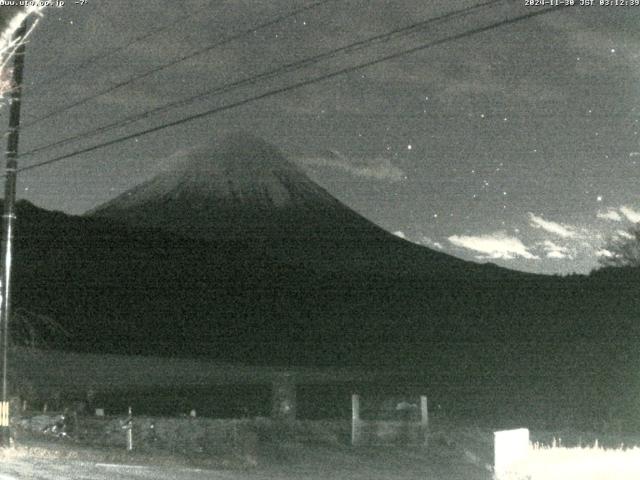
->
[91,133,339,220]
[4,132,637,369]
[87,132,473,273]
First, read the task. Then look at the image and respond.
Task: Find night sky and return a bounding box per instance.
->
[3,0,640,275]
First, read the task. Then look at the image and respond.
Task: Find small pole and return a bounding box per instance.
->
[420,395,428,445]
[0,18,27,448]
[125,406,133,451]
[420,395,428,427]
[351,394,360,446]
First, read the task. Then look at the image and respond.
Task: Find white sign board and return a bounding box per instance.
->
[494,428,529,477]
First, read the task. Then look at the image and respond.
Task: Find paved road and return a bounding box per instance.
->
[0,458,229,480]
[0,446,492,480]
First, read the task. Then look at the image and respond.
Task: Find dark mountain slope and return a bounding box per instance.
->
[3,198,578,364]
[1,134,636,369]
[87,133,494,276]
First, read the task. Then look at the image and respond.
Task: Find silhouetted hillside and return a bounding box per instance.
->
[0,135,633,372]
[7,197,639,426]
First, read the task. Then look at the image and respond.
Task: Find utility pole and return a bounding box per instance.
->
[0,18,27,448]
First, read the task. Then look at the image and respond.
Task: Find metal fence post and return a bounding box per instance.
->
[420,395,428,445]
[124,406,133,451]
[351,394,360,445]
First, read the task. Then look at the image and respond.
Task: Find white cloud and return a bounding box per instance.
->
[596,249,614,258]
[448,232,538,260]
[541,240,571,260]
[420,236,444,250]
[616,229,634,239]
[392,232,446,250]
[298,150,406,182]
[597,209,622,222]
[620,206,640,223]
[528,213,577,238]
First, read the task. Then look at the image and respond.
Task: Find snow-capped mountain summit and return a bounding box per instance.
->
[92,132,336,212]
[87,132,411,257]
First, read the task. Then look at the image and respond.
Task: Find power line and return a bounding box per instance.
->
[19,3,564,173]
[21,0,503,159]
[22,0,336,129]
[18,3,566,175]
